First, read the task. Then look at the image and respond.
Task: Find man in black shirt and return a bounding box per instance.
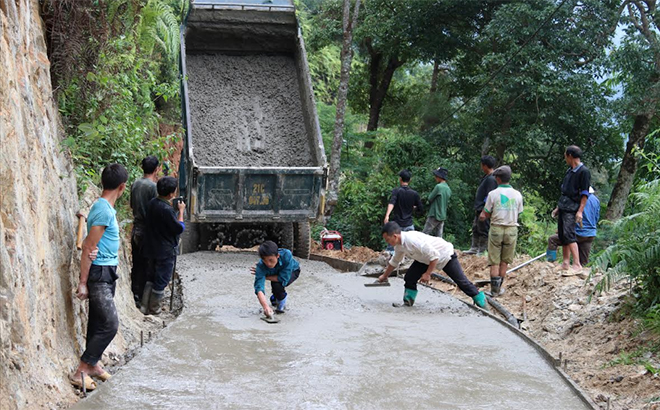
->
[464,156,498,255]
[552,145,591,272]
[384,169,424,231]
[129,156,159,306]
[141,176,185,315]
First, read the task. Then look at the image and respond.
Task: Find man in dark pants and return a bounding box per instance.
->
[547,187,600,267]
[551,145,591,272]
[465,156,498,255]
[376,222,488,310]
[129,156,159,306]
[71,163,128,391]
[142,176,185,315]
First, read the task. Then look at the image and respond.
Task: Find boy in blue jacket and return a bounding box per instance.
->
[251,241,300,318]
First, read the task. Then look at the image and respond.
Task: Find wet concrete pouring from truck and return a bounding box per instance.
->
[73,252,589,409]
[186,54,315,168]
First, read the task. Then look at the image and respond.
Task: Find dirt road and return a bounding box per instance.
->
[73,252,589,409]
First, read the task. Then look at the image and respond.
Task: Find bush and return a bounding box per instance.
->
[592,179,660,314]
[44,0,187,193]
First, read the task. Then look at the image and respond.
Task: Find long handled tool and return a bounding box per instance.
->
[75,211,87,250]
[506,252,546,274]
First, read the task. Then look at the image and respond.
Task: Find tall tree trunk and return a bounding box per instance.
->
[430,59,440,94]
[326,0,361,216]
[606,112,653,220]
[366,56,402,132]
[364,55,404,147]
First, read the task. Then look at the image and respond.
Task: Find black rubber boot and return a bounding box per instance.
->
[490,277,502,297]
[464,235,478,255]
[148,290,164,315]
[139,282,153,315]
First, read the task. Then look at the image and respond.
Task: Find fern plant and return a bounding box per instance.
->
[592,178,660,311]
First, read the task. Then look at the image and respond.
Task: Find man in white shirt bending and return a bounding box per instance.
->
[376,222,488,309]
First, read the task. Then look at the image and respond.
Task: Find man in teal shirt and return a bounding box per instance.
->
[423,167,451,237]
[71,163,128,391]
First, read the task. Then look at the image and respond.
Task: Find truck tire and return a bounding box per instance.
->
[279,223,294,250]
[293,221,311,259]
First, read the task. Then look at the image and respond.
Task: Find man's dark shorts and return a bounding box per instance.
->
[558,210,577,245]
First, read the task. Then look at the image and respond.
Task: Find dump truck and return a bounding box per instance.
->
[178,0,327,258]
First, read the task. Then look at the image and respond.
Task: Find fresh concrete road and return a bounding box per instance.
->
[74,252,589,410]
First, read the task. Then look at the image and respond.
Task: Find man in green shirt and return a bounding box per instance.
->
[423,167,451,237]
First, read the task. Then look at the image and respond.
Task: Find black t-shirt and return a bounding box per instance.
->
[560,164,591,204]
[144,197,185,259]
[474,173,498,211]
[388,186,423,227]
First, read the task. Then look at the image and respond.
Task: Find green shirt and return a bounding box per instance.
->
[428,182,451,221]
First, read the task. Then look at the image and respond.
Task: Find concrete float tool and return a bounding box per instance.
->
[261,315,280,324]
[364,280,390,287]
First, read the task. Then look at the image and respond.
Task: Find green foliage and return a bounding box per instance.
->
[45,0,187,190]
[592,176,660,313]
[516,193,556,257]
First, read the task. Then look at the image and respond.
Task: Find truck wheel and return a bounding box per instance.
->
[279,223,294,250]
[293,221,311,259]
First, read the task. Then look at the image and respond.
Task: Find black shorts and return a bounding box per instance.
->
[558,210,577,245]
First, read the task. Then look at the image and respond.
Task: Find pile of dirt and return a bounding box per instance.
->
[311,242,380,263]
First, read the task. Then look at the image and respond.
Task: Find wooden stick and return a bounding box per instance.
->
[76,215,85,250]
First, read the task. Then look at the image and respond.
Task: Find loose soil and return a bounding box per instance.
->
[325,247,660,410]
[311,241,380,263]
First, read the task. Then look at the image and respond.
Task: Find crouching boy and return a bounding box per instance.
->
[252,241,300,317]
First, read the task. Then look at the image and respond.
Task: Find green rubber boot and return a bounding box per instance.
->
[403,288,418,306]
[472,291,489,311]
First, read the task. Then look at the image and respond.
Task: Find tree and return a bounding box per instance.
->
[428,0,622,206]
[606,0,660,220]
[349,0,501,143]
[327,0,361,214]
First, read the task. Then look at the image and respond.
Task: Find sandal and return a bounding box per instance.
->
[69,373,97,391]
[93,371,112,382]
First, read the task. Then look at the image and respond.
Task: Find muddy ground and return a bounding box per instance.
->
[325,247,660,410]
[73,252,589,409]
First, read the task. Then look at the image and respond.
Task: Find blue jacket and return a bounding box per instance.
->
[254,249,300,294]
[576,194,600,237]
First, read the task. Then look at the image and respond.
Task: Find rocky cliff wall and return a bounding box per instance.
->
[0,1,149,408]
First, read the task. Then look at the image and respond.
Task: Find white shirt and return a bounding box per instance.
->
[390,231,454,269]
[484,185,523,226]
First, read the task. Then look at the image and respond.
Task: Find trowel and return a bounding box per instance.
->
[260,315,280,324]
[364,280,390,287]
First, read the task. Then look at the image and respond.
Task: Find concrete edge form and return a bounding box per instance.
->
[309,254,364,272]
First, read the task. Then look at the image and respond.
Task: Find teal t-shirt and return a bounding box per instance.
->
[87,198,120,266]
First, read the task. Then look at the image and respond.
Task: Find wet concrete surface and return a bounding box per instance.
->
[187,54,314,167]
[74,252,589,409]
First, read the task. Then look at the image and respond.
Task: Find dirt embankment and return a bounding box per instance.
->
[319,246,660,410]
